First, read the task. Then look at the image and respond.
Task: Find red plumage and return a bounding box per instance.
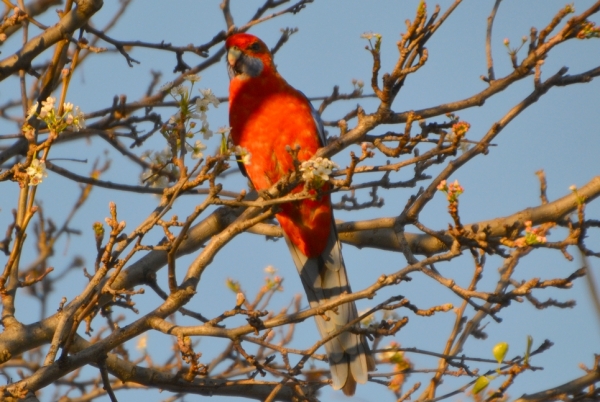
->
[226,33,373,395]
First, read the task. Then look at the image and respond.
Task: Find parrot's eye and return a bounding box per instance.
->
[248,42,261,52]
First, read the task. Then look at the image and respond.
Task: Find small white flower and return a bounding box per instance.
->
[184,74,201,83]
[168,112,179,124]
[39,96,55,119]
[195,98,209,121]
[216,126,231,135]
[158,147,173,162]
[26,159,48,186]
[70,106,85,131]
[264,265,277,275]
[200,88,219,107]
[199,121,213,140]
[170,85,187,97]
[168,112,181,125]
[300,157,338,183]
[26,99,83,132]
[42,96,55,108]
[191,140,207,159]
[361,32,381,42]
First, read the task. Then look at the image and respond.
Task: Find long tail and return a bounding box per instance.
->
[284,220,375,395]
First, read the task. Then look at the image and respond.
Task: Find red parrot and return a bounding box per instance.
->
[226,33,374,395]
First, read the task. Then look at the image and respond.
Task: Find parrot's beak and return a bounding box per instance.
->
[226,45,263,79]
[227,46,242,67]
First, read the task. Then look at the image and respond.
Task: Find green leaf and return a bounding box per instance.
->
[524,335,533,365]
[472,376,490,394]
[492,341,509,364]
[220,134,228,155]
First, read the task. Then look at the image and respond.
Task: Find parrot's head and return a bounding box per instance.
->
[225,33,275,80]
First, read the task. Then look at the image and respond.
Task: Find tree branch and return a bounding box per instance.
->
[0,0,104,81]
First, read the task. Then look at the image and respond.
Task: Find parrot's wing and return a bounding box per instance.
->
[284,219,375,395]
[299,91,327,147]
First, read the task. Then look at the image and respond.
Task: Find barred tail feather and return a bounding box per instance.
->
[283,221,375,395]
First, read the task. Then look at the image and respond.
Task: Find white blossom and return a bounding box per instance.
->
[216,126,231,135]
[300,157,338,183]
[168,112,181,125]
[195,98,209,122]
[200,88,219,107]
[199,121,213,140]
[26,159,48,186]
[190,140,207,159]
[25,97,84,132]
[170,85,187,97]
[184,74,201,83]
[39,97,55,119]
[68,106,85,131]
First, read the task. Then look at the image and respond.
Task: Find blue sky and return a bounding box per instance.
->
[1,1,599,401]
